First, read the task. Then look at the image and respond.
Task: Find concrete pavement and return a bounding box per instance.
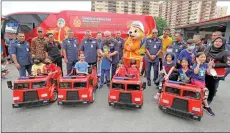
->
[1,63,230,132]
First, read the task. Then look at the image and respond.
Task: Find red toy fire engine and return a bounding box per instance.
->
[7,68,62,108]
[57,66,98,105]
[108,69,146,109]
[158,80,203,121]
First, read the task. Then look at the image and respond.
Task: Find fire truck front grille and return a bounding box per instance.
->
[172,98,188,112]
[23,91,38,102]
[66,91,79,100]
[118,92,132,103]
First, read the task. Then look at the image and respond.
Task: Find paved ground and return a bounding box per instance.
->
[1,63,230,132]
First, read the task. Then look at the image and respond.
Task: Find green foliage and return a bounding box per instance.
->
[155,17,168,36]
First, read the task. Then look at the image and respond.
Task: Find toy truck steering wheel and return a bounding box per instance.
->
[77,72,87,76]
[125,74,135,78]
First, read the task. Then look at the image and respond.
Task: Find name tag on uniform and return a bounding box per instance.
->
[92,41,96,43]
[85,41,87,43]
[154,45,157,49]
[74,44,76,47]
[17,44,20,46]
[68,41,70,43]
[91,45,93,48]
[26,48,29,51]
[175,49,178,52]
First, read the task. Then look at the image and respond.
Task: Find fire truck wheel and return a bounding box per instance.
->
[90,91,95,103]
[138,105,142,109]
[50,91,58,103]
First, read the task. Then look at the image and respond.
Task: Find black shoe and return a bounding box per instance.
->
[147,80,151,86]
[203,106,215,116]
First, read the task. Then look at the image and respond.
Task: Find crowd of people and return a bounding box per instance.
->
[1,27,230,117]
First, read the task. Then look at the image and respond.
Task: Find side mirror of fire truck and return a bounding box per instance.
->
[142,82,146,90]
[7,81,13,90]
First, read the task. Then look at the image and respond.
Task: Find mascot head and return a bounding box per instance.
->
[128,21,144,39]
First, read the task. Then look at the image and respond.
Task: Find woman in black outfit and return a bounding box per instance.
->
[44,33,63,75]
[205,37,230,104]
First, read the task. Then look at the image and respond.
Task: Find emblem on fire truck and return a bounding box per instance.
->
[73,17,81,27]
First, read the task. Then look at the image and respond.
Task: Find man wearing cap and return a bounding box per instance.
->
[31,27,48,60]
[114,30,125,60]
[145,29,162,86]
[44,33,63,74]
[11,33,32,77]
[5,32,17,63]
[62,30,79,75]
[80,30,99,66]
[178,39,197,68]
[172,32,186,59]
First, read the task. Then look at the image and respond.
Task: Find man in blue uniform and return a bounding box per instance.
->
[101,31,119,78]
[114,30,125,60]
[172,32,186,58]
[62,30,79,75]
[80,30,99,66]
[5,32,17,63]
[145,29,162,86]
[11,33,32,77]
[96,32,103,77]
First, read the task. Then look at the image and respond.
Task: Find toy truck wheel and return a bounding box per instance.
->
[90,91,96,103]
[108,102,112,106]
[138,105,142,109]
[50,91,58,103]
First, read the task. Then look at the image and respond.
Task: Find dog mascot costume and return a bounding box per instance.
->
[123,21,145,69]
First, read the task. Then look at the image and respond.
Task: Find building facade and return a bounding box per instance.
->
[215,6,228,18]
[91,0,160,17]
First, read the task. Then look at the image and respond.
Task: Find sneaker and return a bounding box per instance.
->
[154,93,160,100]
[203,106,215,116]
[147,80,151,86]
[99,84,103,89]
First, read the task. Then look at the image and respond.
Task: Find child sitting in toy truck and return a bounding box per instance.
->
[31,56,45,76]
[1,58,9,79]
[43,56,58,74]
[115,60,127,77]
[154,52,177,100]
[178,58,193,82]
[191,52,215,116]
[74,53,89,75]
[127,59,139,79]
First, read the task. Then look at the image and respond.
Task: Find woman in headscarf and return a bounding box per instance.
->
[205,37,230,104]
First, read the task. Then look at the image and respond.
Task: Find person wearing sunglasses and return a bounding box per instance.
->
[31,27,48,60]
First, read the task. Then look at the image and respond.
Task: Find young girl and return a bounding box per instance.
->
[192,52,215,116]
[178,58,193,82]
[74,53,89,74]
[127,59,139,79]
[31,56,45,76]
[1,58,9,79]
[115,60,127,77]
[43,56,58,74]
[154,53,177,100]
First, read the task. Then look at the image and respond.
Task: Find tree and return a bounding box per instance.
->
[154,17,168,36]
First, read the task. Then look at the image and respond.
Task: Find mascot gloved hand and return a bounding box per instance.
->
[123,21,144,70]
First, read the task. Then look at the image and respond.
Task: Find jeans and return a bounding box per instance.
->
[97,61,102,77]
[100,69,110,86]
[18,64,32,77]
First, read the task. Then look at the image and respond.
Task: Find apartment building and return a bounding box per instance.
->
[159,0,217,32]
[91,0,160,17]
[215,6,228,18]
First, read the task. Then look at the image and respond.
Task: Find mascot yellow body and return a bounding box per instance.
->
[123,21,144,69]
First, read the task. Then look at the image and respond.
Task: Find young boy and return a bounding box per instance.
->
[74,53,89,74]
[127,59,139,79]
[1,58,9,79]
[43,56,58,74]
[99,45,112,88]
[178,39,197,68]
[31,56,45,76]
